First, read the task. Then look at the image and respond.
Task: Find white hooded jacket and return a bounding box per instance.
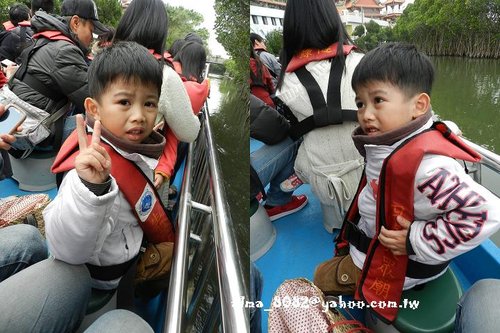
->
[350,119,500,289]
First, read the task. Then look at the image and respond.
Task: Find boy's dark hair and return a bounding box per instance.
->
[9,3,30,26]
[174,41,206,83]
[31,0,54,13]
[250,33,264,46]
[88,41,163,101]
[352,43,435,98]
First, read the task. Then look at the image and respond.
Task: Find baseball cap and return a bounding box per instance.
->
[61,0,108,35]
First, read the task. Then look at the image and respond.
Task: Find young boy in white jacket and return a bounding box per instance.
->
[314,43,500,319]
[44,41,174,290]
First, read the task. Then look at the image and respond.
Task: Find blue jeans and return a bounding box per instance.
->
[250,137,300,206]
[454,279,500,333]
[250,262,263,333]
[0,225,91,333]
[0,224,47,282]
[84,310,154,333]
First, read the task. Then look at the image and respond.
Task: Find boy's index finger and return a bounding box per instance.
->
[76,114,88,150]
[91,120,102,145]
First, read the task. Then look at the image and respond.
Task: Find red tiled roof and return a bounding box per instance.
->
[346,0,383,9]
[384,0,405,5]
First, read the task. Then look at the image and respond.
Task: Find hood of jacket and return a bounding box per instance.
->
[31,11,88,55]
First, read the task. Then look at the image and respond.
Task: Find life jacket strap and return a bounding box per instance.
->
[344,220,450,279]
[289,56,357,140]
[86,255,138,281]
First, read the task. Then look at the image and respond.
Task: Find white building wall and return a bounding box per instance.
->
[250,5,284,37]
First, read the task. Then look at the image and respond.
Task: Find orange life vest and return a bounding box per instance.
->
[51,130,175,244]
[337,122,481,322]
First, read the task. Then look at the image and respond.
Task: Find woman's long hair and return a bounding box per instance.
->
[174,41,207,83]
[277,0,354,89]
[113,0,168,56]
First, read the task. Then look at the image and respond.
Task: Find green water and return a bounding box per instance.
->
[431,57,499,153]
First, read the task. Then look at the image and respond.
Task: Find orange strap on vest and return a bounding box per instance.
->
[52,130,175,244]
[286,43,355,73]
[340,122,480,323]
[32,31,74,44]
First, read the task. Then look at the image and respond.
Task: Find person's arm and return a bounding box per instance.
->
[155,126,178,188]
[400,156,500,261]
[44,117,117,264]
[52,42,89,113]
[250,94,289,145]
[159,66,200,142]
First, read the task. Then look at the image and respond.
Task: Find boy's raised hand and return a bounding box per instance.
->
[75,114,111,184]
[378,216,412,256]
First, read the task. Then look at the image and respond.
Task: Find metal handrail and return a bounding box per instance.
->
[202,105,249,332]
[461,136,500,171]
[164,105,249,332]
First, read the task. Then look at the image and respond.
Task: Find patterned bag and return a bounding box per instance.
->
[268,278,372,333]
[0,194,50,236]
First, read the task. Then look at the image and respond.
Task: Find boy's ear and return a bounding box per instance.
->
[413,93,430,118]
[84,97,100,120]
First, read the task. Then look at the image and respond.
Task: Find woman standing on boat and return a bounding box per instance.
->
[275,0,364,232]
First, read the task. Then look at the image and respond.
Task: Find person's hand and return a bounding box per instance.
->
[5,64,18,79]
[75,114,111,184]
[154,172,166,189]
[378,216,411,256]
[0,104,17,150]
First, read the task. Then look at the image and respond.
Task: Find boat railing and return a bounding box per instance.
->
[460,137,500,198]
[164,105,249,332]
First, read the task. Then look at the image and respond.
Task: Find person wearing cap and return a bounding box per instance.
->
[7,0,107,157]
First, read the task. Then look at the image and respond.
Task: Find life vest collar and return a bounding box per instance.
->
[52,130,175,244]
[286,43,355,73]
[32,30,74,44]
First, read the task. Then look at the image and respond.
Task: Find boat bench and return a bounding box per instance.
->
[86,288,116,315]
[367,268,462,333]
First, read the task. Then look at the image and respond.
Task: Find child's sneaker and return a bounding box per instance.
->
[265,195,308,221]
[280,174,304,192]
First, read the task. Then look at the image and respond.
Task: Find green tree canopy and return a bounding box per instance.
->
[264,29,282,56]
[214,0,249,83]
[0,0,120,29]
[393,0,500,57]
[166,5,209,49]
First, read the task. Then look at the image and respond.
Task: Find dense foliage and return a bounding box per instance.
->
[165,5,209,49]
[352,20,394,52]
[0,0,121,29]
[394,0,500,57]
[214,0,249,84]
[264,29,282,56]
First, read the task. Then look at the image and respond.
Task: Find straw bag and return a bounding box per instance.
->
[268,278,372,333]
[0,194,50,236]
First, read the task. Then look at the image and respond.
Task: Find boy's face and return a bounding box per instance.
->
[355,80,429,136]
[85,77,159,143]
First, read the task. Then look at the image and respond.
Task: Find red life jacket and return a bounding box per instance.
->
[286,42,355,73]
[285,43,358,140]
[2,21,15,31]
[51,130,175,244]
[337,122,481,323]
[32,31,74,44]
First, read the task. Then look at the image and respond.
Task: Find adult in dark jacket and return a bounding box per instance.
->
[250,94,307,221]
[8,0,107,154]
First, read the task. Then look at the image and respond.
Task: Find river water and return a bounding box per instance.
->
[431,57,499,153]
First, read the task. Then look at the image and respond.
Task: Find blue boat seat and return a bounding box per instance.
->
[394,268,462,333]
